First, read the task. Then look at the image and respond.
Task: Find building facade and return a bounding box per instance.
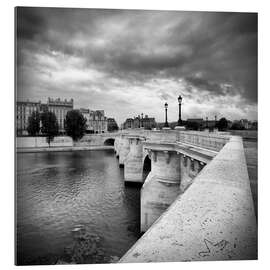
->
[239,119,253,129]
[142,115,157,129]
[47,98,74,134]
[16,100,42,135]
[123,114,156,130]
[16,98,73,135]
[89,110,108,133]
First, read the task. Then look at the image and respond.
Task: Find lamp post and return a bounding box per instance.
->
[164,102,169,128]
[177,95,182,126]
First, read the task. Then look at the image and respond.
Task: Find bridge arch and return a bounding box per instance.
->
[104,138,115,146]
[142,155,151,181]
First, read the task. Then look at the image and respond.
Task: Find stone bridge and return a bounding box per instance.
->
[113,129,257,262]
[73,132,119,146]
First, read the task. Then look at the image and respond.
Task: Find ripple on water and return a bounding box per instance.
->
[16,150,140,265]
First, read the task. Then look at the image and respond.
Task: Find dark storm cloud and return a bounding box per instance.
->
[16,7,47,40]
[16,7,257,122]
[184,76,224,94]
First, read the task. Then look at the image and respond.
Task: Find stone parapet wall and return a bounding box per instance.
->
[120,136,257,262]
[119,129,229,152]
[176,131,229,151]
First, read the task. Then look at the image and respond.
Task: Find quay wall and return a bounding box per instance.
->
[120,136,257,262]
[16,136,73,148]
[73,135,104,147]
[16,133,118,149]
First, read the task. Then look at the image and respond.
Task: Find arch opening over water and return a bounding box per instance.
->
[142,155,151,181]
[104,138,115,146]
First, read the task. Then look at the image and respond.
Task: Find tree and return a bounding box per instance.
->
[27,111,40,136]
[251,121,258,130]
[108,123,119,132]
[41,111,59,147]
[231,121,245,130]
[107,119,119,132]
[64,110,87,141]
[216,117,228,131]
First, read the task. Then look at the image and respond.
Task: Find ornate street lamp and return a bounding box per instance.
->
[177,95,182,126]
[164,102,169,127]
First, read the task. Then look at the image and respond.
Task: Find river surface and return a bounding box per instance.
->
[16,150,141,265]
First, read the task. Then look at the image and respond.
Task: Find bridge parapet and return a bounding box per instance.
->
[176,131,229,151]
[118,129,230,151]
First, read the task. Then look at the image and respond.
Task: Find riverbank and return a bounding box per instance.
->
[16,145,114,153]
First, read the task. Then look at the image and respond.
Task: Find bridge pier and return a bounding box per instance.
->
[114,137,120,158]
[141,148,181,232]
[119,135,130,167]
[124,136,145,183]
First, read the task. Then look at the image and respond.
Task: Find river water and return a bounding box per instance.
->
[16,150,141,265]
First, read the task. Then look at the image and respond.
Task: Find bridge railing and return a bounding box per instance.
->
[119,129,230,152]
[176,131,230,152]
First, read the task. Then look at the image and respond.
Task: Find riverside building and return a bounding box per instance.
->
[16,98,74,135]
[47,98,74,134]
[123,114,156,130]
[16,100,42,135]
[89,110,108,133]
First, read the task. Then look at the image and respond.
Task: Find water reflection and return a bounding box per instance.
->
[16,150,140,265]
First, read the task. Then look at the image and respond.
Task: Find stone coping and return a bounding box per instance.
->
[120,136,257,263]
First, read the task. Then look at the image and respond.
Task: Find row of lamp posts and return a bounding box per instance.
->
[164,95,183,128]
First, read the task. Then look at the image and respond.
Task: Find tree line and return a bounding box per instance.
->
[27,110,87,146]
[156,117,257,131]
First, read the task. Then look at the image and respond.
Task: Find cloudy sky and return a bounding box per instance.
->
[16,7,257,124]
